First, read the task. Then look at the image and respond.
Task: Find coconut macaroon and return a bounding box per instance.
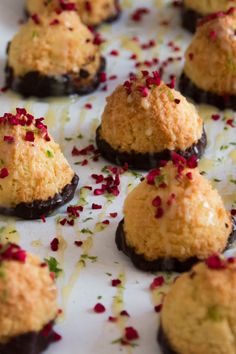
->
[6,11,105,97]
[96,71,206,170]
[0,243,59,354]
[115,156,234,272]
[182,0,236,32]
[26,0,121,27]
[0,108,79,219]
[179,8,236,109]
[158,255,236,354]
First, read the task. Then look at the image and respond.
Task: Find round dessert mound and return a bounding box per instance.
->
[0,109,78,219]
[96,126,207,170]
[25,0,121,27]
[158,256,236,354]
[6,11,105,97]
[0,244,59,354]
[180,8,236,108]
[0,174,79,220]
[5,57,106,98]
[97,71,206,170]
[115,157,234,272]
[181,1,236,32]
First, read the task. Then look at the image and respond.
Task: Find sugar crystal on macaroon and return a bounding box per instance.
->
[0,243,59,354]
[116,155,234,272]
[6,11,106,97]
[182,0,236,32]
[158,256,236,354]
[25,0,121,27]
[96,71,206,170]
[180,8,236,109]
[0,108,79,219]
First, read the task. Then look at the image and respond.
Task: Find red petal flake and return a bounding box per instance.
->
[125,327,139,341]
[111,279,121,287]
[94,303,106,313]
[205,254,226,270]
[150,276,165,290]
[0,168,9,179]
[50,238,59,252]
[25,131,35,142]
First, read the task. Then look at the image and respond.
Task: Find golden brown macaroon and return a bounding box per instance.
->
[25,0,121,27]
[159,256,236,354]
[0,108,79,219]
[96,71,206,170]
[179,8,236,109]
[0,243,59,354]
[6,11,105,97]
[115,156,234,272]
[182,0,236,32]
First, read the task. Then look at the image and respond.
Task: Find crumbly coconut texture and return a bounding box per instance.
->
[161,261,236,354]
[184,11,236,96]
[8,11,101,76]
[124,162,231,261]
[0,112,74,207]
[100,80,203,154]
[26,0,119,27]
[0,253,57,343]
[184,0,236,15]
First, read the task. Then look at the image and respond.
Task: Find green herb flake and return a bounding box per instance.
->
[45,257,62,278]
[46,150,54,158]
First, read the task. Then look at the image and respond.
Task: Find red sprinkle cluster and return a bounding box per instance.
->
[198,7,234,27]
[124,70,161,97]
[59,205,83,227]
[205,254,235,270]
[146,154,198,219]
[0,108,50,142]
[0,243,26,263]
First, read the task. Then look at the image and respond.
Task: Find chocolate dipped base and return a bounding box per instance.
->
[179,73,236,110]
[0,321,57,354]
[0,174,79,220]
[158,325,178,354]
[101,0,121,26]
[181,6,202,33]
[5,57,106,98]
[115,219,236,273]
[96,127,207,171]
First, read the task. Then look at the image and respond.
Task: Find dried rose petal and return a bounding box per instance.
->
[206,255,226,270]
[111,279,121,287]
[94,303,106,313]
[0,168,9,179]
[125,327,139,341]
[50,238,59,252]
[150,276,165,290]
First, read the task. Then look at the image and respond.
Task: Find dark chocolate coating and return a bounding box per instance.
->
[179,73,236,110]
[158,325,178,354]
[0,174,79,220]
[181,6,202,33]
[5,57,106,98]
[115,219,236,273]
[96,127,207,171]
[0,321,57,354]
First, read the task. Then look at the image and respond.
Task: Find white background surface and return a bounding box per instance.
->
[0,1,236,353]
